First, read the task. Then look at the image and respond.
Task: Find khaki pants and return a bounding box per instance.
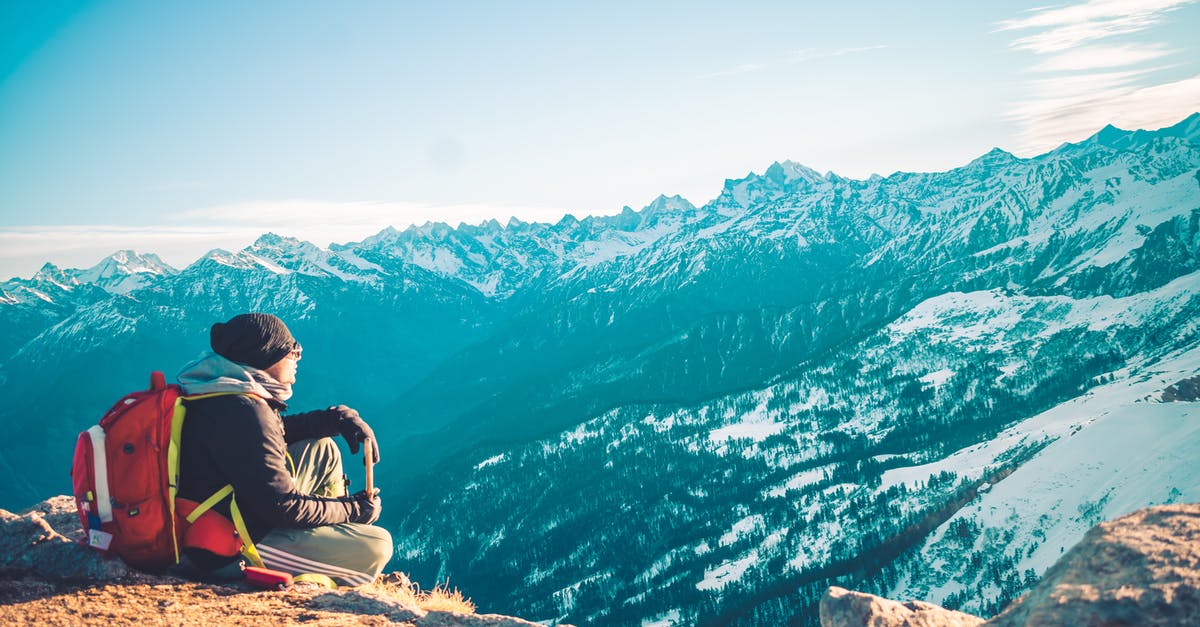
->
[255,438,393,587]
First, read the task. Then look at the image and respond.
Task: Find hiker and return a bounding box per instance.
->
[174,312,391,586]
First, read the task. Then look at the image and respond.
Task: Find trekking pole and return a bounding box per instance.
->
[364,437,375,495]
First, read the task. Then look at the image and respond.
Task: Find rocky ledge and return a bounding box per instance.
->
[1,495,560,626]
[821,503,1200,626]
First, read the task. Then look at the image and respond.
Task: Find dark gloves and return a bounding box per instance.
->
[347,489,381,525]
[327,405,380,463]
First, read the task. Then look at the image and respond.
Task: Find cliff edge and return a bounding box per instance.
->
[0,495,562,626]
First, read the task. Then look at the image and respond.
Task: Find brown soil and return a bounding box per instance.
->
[0,574,412,626]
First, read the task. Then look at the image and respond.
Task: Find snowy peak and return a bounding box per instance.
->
[31,263,78,288]
[190,248,273,272]
[0,262,111,307]
[74,250,178,295]
[765,160,824,186]
[244,233,387,283]
[966,147,1019,168]
[1161,111,1200,141]
[644,194,697,214]
[1052,112,1200,157]
[714,160,829,211]
[246,232,321,263]
[603,194,700,233]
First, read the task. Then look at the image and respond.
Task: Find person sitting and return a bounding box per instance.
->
[175,312,390,586]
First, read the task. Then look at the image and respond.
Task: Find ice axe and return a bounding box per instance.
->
[364,437,375,495]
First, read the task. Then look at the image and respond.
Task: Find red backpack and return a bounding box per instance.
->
[71,372,263,570]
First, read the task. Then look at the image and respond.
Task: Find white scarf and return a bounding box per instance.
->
[176,352,293,403]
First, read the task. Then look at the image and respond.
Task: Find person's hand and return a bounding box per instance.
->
[328,405,380,463]
[348,489,381,525]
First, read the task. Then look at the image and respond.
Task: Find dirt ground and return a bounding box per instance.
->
[0,567,537,627]
[0,574,422,626]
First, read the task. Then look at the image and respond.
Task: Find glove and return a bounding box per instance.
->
[328,405,380,463]
[348,489,381,525]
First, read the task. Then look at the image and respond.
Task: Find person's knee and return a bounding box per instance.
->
[364,526,394,572]
[287,437,342,462]
[312,436,340,458]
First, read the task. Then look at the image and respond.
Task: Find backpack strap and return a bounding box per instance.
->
[87,426,114,524]
[170,391,260,566]
[185,484,234,523]
[229,495,265,568]
[183,484,265,568]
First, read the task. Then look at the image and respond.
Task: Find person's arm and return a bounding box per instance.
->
[210,396,368,528]
[280,408,339,444]
[283,405,380,462]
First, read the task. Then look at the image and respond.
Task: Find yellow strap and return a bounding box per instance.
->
[293,573,338,589]
[186,484,234,524]
[230,496,265,568]
[180,391,245,401]
[168,398,188,562]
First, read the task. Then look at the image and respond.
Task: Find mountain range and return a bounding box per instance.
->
[2,113,1199,625]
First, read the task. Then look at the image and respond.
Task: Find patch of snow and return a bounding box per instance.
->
[709,391,786,447]
[336,249,386,272]
[642,609,682,627]
[468,273,503,297]
[708,419,785,444]
[920,368,955,388]
[246,253,291,275]
[696,550,758,591]
[475,453,506,470]
[719,514,764,547]
[410,245,465,276]
[765,467,827,498]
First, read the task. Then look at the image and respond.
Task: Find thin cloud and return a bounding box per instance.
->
[788,44,887,64]
[1029,43,1171,72]
[997,0,1195,54]
[998,0,1199,154]
[1008,73,1200,155]
[701,44,885,80]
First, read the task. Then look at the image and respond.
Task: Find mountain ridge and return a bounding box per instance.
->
[7,113,1196,294]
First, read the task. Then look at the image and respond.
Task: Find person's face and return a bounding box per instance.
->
[264,347,301,385]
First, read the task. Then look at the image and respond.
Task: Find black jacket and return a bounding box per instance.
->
[177,394,363,546]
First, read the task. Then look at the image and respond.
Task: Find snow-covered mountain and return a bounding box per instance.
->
[1,113,1198,626]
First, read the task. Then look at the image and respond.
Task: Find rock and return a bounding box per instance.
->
[309,588,546,626]
[986,503,1200,626]
[819,586,985,627]
[21,495,87,543]
[1163,375,1200,402]
[0,498,130,581]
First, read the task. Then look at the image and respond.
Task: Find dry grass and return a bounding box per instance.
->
[370,572,476,615]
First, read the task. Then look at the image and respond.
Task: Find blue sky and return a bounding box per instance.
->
[1,0,1198,279]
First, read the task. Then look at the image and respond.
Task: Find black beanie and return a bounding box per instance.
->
[210,313,300,369]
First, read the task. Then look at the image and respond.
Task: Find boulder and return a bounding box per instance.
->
[986,503,1200,626]
[820,503,1200,626]
[0,496,130,581]
[1163,375,1200,402]
[819,586,985,627]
